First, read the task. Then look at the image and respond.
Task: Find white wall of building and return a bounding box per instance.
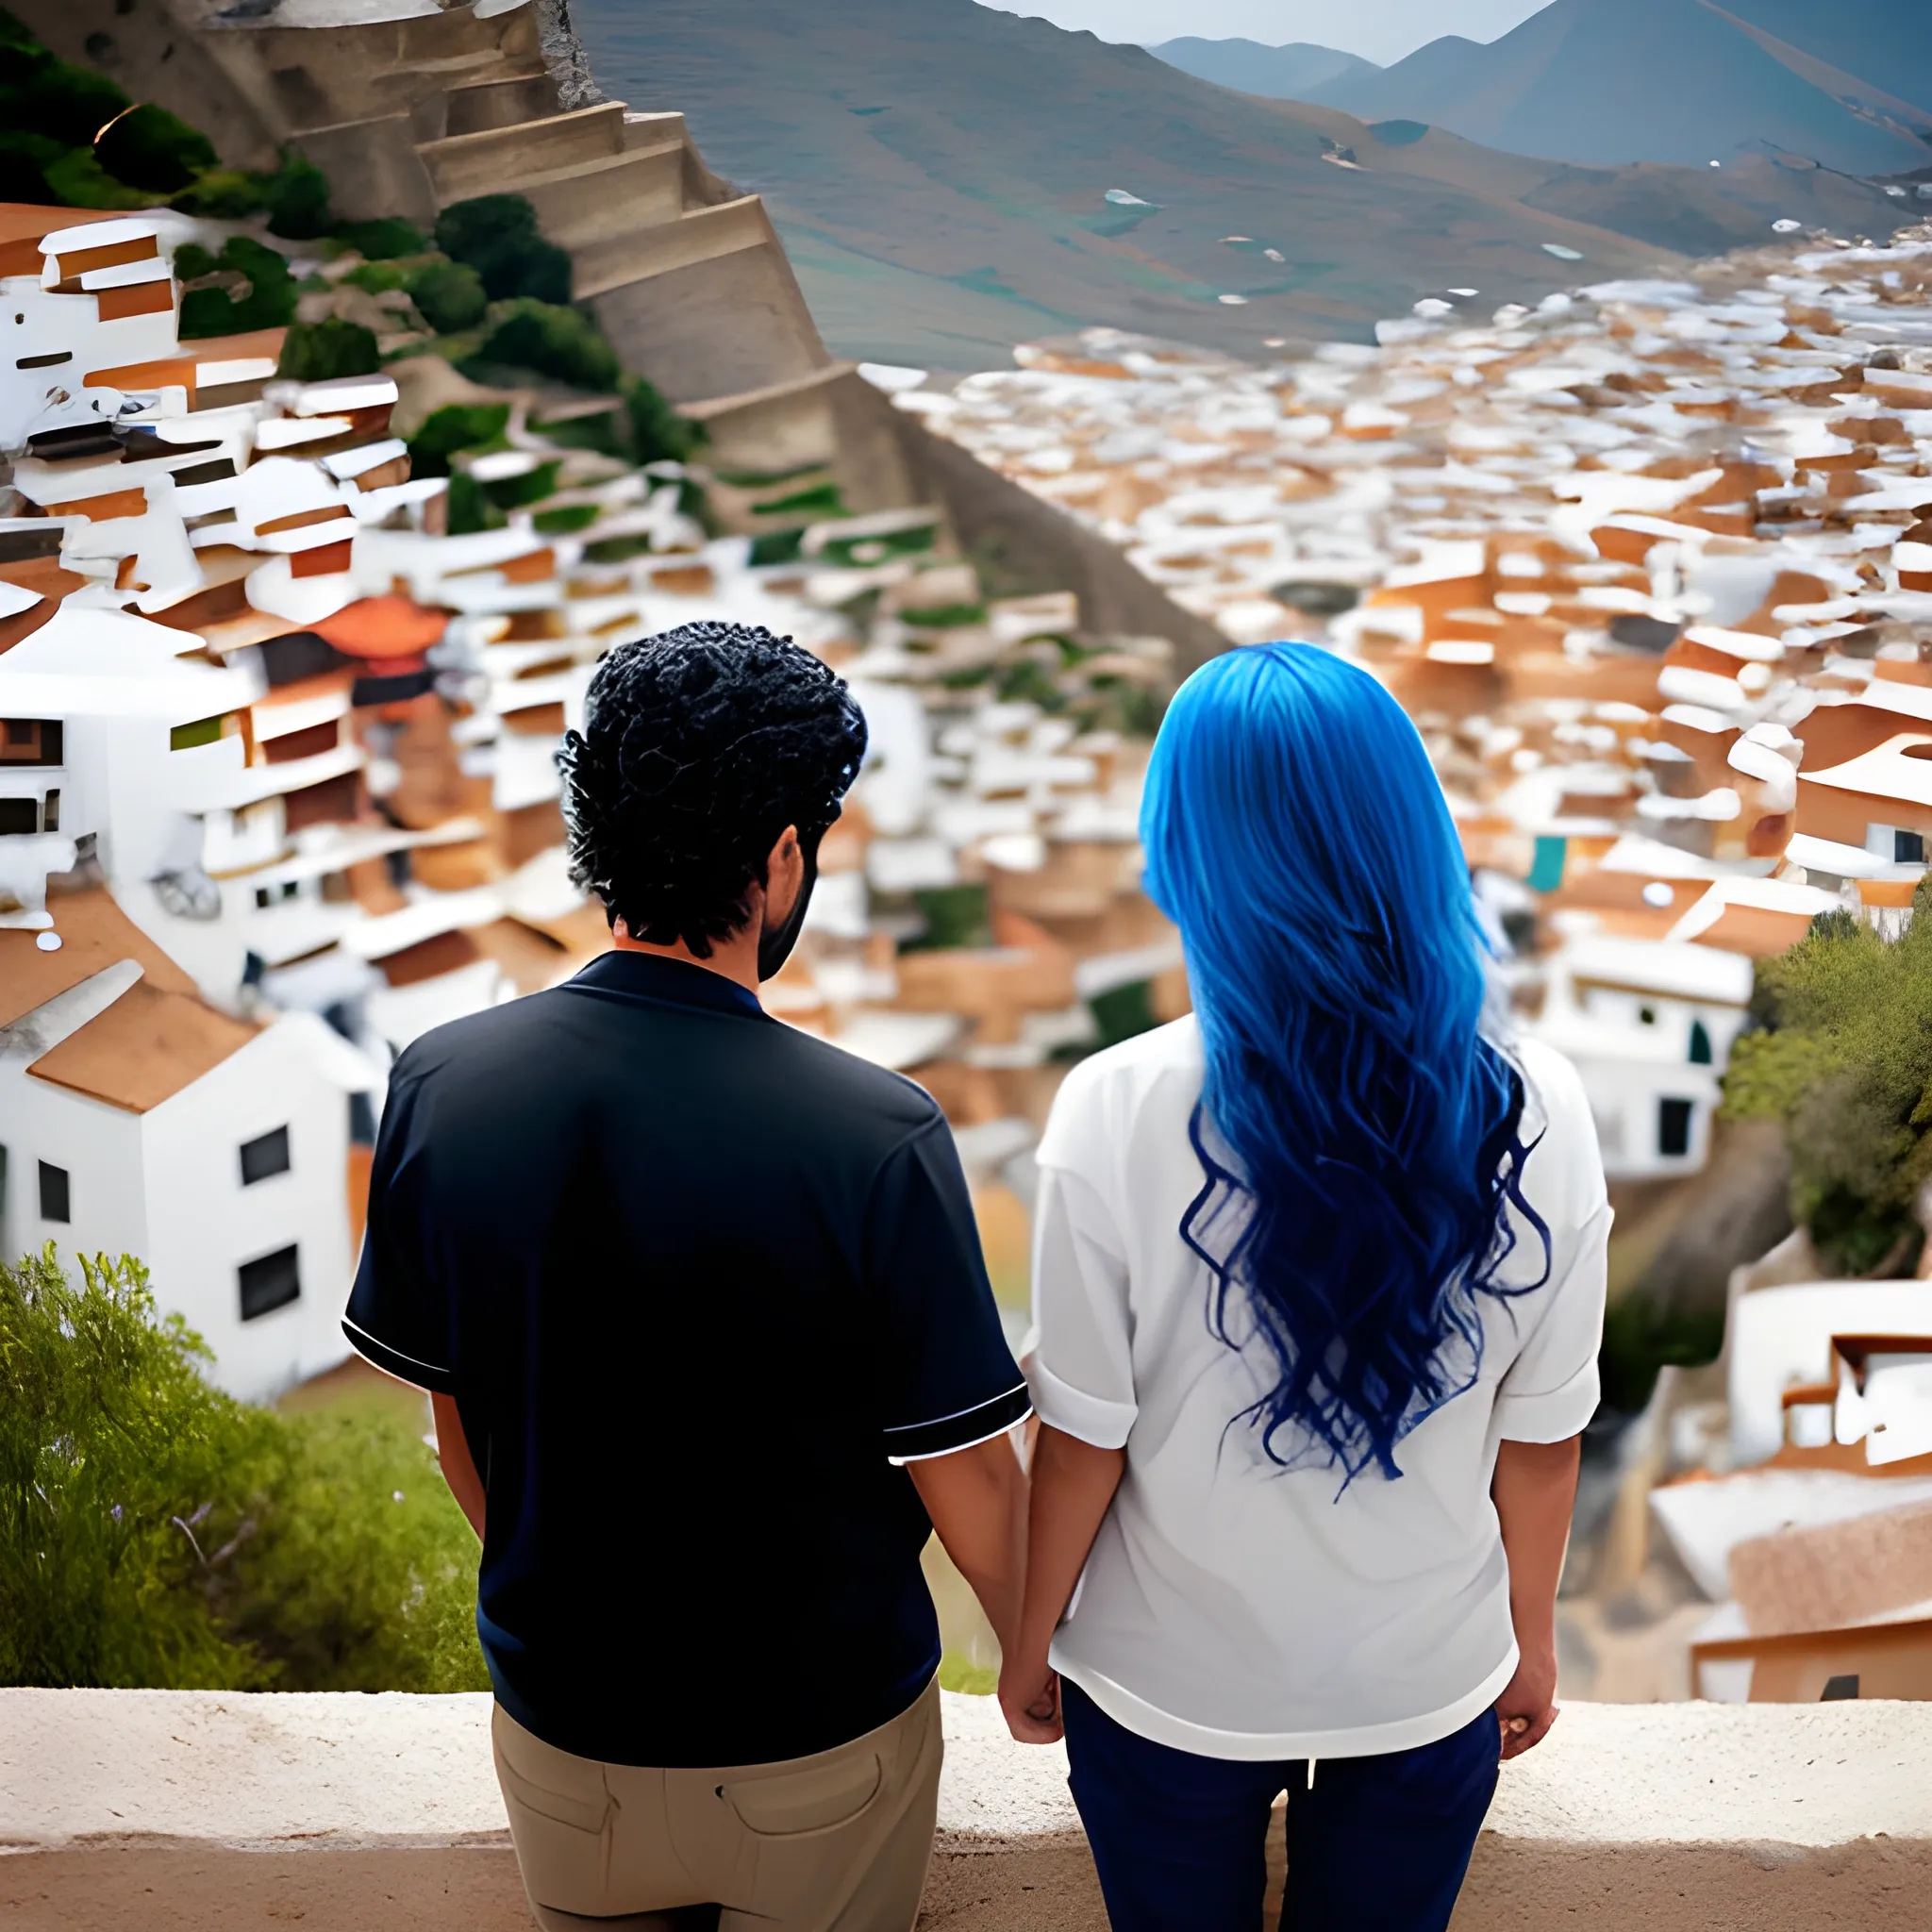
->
[0,1061,149,1281]
[139,1020,358,1405]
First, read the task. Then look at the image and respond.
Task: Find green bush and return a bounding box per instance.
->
[1724,884,1932,1275]
[623,375,699,465]
[262,150,333,241]
[277,317,381,382]
[343,259,407,295]
[434,193,571,304]
[444,470,504,536]
[42,144,152,211]
[177,236,299,340]
[533,502,600,535]
[0,1249,485,1692]
[460,301,618,392]
[170,168,271,219]
[907,883,993,953]
[407,258,489,335]
[333,218,427,261]
[479,458,560,511]
[0,15,127,150]
[93,103,215,193]
[407,401,512,478]
[0,129,68,205]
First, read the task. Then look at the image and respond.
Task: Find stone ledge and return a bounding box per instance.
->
[4,1690,1930,1929]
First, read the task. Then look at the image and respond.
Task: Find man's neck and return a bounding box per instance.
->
[610,917,763,997]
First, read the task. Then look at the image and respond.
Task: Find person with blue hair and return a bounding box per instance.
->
[999,642,1609,1931]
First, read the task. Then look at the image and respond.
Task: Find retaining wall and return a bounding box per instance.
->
[5,1690,1928,1930]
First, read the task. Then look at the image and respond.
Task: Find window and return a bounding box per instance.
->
[1898,830,1926,865]
[1639,1004,1657,1026]
[42,789,58,832]
[1689,1020,1713,1066]
[1657,1098,1694,1159]
[239,1245,301,1321]
[1,719,60,765]
[39,1160,70,1223]
[0,798,35,835]
[170,715,225,752]
[240,1125,291,1186]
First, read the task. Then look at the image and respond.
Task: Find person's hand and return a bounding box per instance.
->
[999,1650,1063,1744]
[1494,1643,1558,1760]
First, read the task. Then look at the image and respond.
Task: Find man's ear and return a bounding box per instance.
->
[764,822,805,923]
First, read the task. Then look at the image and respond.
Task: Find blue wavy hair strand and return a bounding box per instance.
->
[1142,643,1552,1484]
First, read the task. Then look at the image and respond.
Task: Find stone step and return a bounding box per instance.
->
[510,144,688,250]
[571,197,777,303]
[417,100,628,204]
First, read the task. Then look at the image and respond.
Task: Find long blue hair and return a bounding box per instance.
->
[1141,643,1548,1482]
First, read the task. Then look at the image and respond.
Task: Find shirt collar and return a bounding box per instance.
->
[565,948,766,1021]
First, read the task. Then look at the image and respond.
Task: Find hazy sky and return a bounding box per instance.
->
[973,1,1551,68]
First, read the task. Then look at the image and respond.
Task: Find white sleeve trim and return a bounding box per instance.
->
[1029,1357,1137,1450]
[888,1409,1033,1466]
[1495,1358,1600,1443]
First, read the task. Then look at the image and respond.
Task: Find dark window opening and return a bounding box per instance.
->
[239,1245,301,1321]
[1896,830,1925,864]
[348,1091,377,1147]
[1689,1020,1713,1066]
[1,719,61,765]
[1658,1097,1694,1159]
[42,789,58,832]
[240,1125,291,1187]
[0,798,37,834]
[39,1160,70,1224]
[1821,1674,1860,1701]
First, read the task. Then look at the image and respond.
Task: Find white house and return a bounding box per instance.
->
[1529,933,1755,1179]
[0,891,373,1404]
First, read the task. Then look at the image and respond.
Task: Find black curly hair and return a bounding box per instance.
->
[557,621,868,955]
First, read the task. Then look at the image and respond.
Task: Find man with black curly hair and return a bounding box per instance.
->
[344,623,1030,1932]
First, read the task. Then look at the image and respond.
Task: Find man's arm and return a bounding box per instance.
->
[431,1391,486,1541]
[1491,1433,1580,1759]
[998,1424,1124,1743]
[908,1427,1028,1654]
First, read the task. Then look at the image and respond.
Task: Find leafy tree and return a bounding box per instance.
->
[407,258,489,336]
[623,374,700,465]
[262,150,333,241]
[277,317,381,382]
[0,15,127,150]
[93,104,215,193]
[0,1249,486,1692]
[1724,882,1932,1275]
[406,402,512,478]
[434,193,572,304]
[460,301,618,392]
[444,469,503,535]
[177,236,299,339]
[333,218,427,261]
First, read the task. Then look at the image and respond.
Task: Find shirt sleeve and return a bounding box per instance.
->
[1028,1161,1139,1451]
[1493,1198,1611,1444]
[341,1065,458,1396]
[869,1116,1030,1464]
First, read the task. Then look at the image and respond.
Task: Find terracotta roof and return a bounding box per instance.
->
[0,889,198,1031]
[27,978,258,1113]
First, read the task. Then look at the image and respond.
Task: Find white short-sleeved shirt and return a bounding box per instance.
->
[1028,1018,1609,1761]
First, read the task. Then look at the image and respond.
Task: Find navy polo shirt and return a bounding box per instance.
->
[344,949,1028,1768]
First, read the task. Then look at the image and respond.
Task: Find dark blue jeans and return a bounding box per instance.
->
[1061,1680,1500,1932]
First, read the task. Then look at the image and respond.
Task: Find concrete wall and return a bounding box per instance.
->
[883,402,1230,676]
[5,1689,1929,1930]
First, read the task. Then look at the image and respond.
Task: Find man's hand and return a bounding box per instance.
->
[431,1392,486,1541]
[1494,1644,1558,1759]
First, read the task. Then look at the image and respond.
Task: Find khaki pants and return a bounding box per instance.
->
[491,1681,943,1932]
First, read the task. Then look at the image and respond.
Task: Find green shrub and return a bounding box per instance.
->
[434,194,571,303]
[746,527,808,568]
[176,235,299,340]
[907,884,993,953]
[407,401,512,478]
[0,1248,486,1692]
[343,259,407,295]
[1598,1296,1724,1416]
[1724,883,1932,1275]
[753,481,844,520]
[333,218,427,261]
[93,103,215,193]
[479,458,560,510]
[0,18,127,150]
[170,168,270,219]
[533,502,600,536]
[262,150,333,241]
[0,129,66,205]
[407,258,489,335]
[460,301,617,392]
[41,145,151,211]
[444,470,503,535]
[623,375,699,465]
[898,602,988,629]
[277,317,381,382]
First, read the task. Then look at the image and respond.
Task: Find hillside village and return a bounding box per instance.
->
[5,0,1932,1719]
